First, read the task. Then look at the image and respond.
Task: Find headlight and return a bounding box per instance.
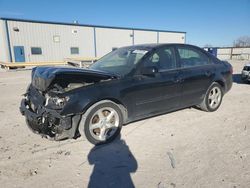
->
[45,95,70,109]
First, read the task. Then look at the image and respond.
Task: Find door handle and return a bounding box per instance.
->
[205,71,212,77]
[173,79,179,83]
[133,75,145,81]
[173,77,183,83]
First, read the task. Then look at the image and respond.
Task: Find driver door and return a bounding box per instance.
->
[130,46,182,118]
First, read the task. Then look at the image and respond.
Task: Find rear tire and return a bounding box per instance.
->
[198,82,223,112]
[81,101,123,145]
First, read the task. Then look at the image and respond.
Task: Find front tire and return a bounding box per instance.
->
[82,101,123,145]
[198,82,223,112]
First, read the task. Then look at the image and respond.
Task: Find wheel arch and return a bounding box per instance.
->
[78,99,128,138]
[214,79,226,93]
[198,81,224,112]
[82,98,128,122]
[101,98,128,123]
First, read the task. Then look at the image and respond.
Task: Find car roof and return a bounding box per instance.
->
[244,63,250,67]
[121,43,200,50]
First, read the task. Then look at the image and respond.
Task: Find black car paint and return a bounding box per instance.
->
[31,66,117,92]
[20,44,233,140]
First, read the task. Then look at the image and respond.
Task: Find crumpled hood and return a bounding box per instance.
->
[31,66,117,92]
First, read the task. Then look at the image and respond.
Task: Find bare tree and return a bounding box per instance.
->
[233,36,250,47]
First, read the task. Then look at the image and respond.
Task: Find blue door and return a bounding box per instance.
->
[14,46,25,62]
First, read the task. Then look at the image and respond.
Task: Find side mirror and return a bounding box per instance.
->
[141,66,158,76]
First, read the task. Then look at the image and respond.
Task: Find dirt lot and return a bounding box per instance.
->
[0,60,249,188]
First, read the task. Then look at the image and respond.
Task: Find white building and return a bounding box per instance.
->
[0,18,186,63]
[217,47,250,60]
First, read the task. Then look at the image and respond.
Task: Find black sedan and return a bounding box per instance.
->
[20,44,233,145]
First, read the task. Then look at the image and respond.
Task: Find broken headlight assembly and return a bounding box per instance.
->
[45,95,70,109]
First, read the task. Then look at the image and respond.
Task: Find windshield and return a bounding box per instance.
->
[90,48,148,76]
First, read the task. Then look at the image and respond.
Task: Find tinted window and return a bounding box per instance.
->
[31,47,42,55]
[243,66,250,71]
[144,47,176,70]
[177,47,209,68]
[70,47,79,54]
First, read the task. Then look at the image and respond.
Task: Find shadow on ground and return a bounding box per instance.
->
[87,135,137,188]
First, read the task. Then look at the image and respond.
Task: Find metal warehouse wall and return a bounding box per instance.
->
[217,48,231,60]
[0,20,10,62]
[95,28,133,56]
[134,30,157,44]
[2,19,186,62]
[217,47,250,60]
[133,31,185,45]
[159,32,185,43]
[7,21,95,62]
[97,29,186,56]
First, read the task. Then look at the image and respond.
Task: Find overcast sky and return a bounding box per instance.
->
[0,0,249,47]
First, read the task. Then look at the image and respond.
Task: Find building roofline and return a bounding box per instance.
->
[204,46,250,49]
[0,17,186,34]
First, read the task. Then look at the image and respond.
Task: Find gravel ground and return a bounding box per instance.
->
[0,60,249,188]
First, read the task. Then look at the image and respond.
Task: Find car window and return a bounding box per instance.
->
[177,47,210,68]
[144,47,176,70]
[243,66,250,71]
[90,48,148,76]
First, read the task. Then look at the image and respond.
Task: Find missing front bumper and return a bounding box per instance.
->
[20,99,81,140]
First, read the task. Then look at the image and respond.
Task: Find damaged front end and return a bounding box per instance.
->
[20,84,82,140]
[20,66,116,140]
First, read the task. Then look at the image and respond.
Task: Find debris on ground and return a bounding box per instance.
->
[33,144,40,148]
[65,151,71,156]
[157,181,165,188]
[170,182,176,188]
[29,169,38,176]
[167,152,176,169]
[56,150,65,155]
[55,150,71,156]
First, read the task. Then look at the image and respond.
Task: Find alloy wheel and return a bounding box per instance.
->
[89,107,119,141]
[208,86,222,109]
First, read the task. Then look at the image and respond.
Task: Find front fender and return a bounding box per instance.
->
[59,84,121,116]
[60,91,98,116]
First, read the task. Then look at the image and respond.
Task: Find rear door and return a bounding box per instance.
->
[176,45,215,107]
